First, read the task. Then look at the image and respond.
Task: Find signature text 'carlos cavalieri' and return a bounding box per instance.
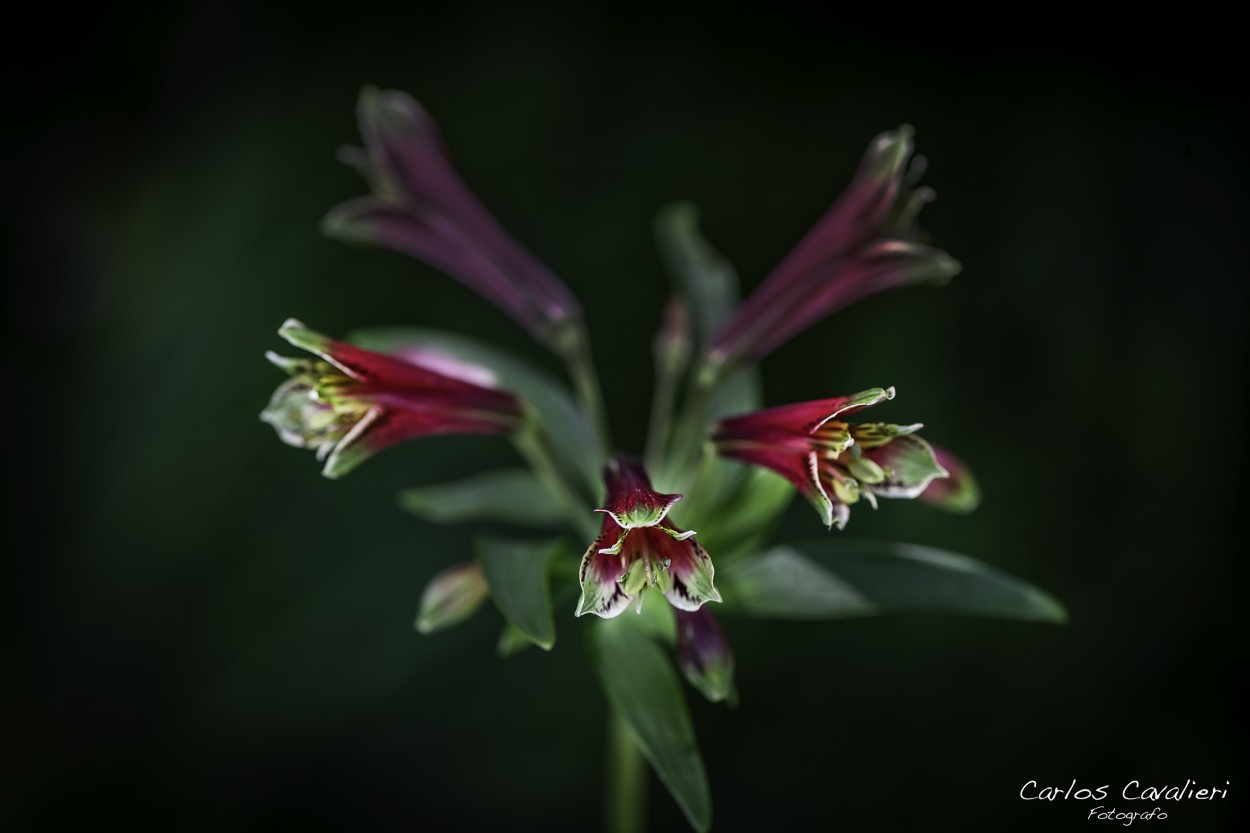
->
[1019,780,1229,825]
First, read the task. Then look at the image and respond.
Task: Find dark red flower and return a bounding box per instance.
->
[576,455,721,618]
[322,88,581,348]
[261,319,522,477]
[714,387,949,529]
[706,126,959,374]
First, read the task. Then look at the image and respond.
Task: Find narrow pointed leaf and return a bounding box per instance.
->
[679,466,793,564]
[591,618,712,832]
[664,366,768,526]
[347,326,602,496]
[496,622,534,658]
[650,203,768,513]
[476,537,562,650]
[715,547,876,618]
[654,203,739,349]
[718,540,1066,623]
[631,594,678,644]
[399,469,564,527]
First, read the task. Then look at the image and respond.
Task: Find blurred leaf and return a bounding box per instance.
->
[348,326,602,497]
[654,203,739,350]
[414,562,490,634]
[650,203,758,419]
[716,548,874,618]
[651,205,768,521]
[632,595,678,645]
[718,540,1067,623]
[398,469,564,527]
[495,622,534,658]
[591,618,712,832]
[476,537,562,650]
[679,466,792,564]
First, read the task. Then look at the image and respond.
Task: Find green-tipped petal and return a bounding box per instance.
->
[320,406,385,479]
[865,124,914,183]
[577,524,635,619]
[863,433,948,499]
[662,532,722,612]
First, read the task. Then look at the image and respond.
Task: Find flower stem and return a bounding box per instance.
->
[606,708,646,833]
[644,355,681,474]
[514,418,596,539]
[670,369,715,491]
[560,321,612,456]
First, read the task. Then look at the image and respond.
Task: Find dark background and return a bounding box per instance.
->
[5,4,1245,831]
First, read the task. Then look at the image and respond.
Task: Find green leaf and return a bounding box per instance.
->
[651,203,772,519]
[495,622,534,658]
[398,469,564,527]
[718,540,1067,623]
[631,595,677,645]
[716,547,875,618]
[675,466,793,564]
[591,618,712,832]
[476,537,562,650]
[654,203,739,350]
[347,326,602,497]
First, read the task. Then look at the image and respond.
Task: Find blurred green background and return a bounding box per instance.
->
[6,4,1245,831]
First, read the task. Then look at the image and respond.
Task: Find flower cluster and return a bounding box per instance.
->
[257,86,1039,833]
[262,88,974,617]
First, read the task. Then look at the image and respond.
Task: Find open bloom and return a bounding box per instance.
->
[713,387,948,530]
[322,87,581,348]
[577,455,720,619]
[261,319,522,478]
[706,126,960,373]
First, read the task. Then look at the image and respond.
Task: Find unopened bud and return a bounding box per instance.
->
[654,296,692,374]
[416,562,489,634]
[675,608,735,704]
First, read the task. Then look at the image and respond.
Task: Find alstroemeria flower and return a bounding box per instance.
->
[706,126,960,373]
[261,319,522,478]
[321,87,581,349]
[576,455,721,619]
[713,387,948,530]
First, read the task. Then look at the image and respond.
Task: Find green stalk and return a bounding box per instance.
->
[514,418,596,539]
[606,708,647,833]
[644,354,683,475]
[669,368,715,492]
[559,320,612,455]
